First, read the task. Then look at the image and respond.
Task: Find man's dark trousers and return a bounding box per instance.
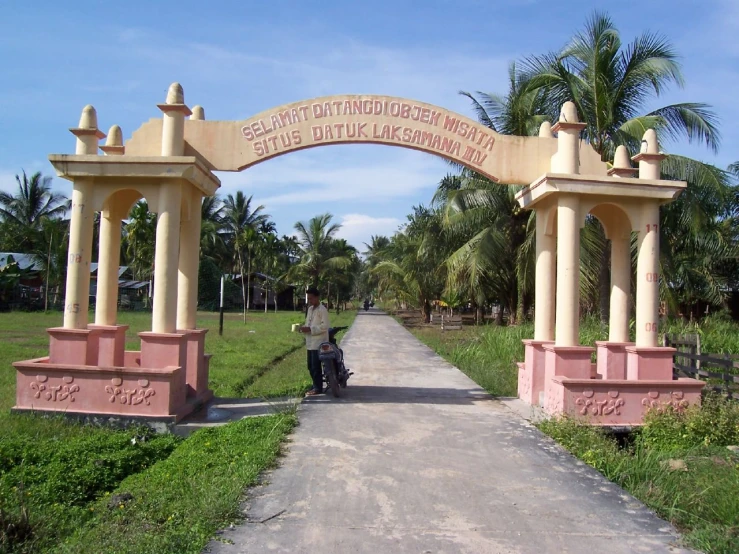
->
[307,349,323,392]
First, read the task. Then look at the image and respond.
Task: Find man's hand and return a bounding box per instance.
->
[299,326,311,334]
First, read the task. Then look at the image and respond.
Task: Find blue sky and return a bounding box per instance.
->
[1,0,737,251]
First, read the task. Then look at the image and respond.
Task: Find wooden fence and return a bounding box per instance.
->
[664,333,739,399]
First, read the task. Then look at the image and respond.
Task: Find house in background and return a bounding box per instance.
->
[231,272,297,311]
[89,264,151,310]
[0,253,44,310]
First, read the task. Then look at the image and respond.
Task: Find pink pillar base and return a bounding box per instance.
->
[550,377,704,426]
[13,357,189,421]
[543,345,595,415]
[596,341,634,380]
[139,332,187,413]
[626,346,675,380]
[88,324,129,367]
[48,327,102,366]
[519,340,553,406]
[177,328,213,402]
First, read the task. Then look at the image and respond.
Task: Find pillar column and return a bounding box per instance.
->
[609,235,631,342]
[634,202,660,347]
[152,182,182,334]
[63,106,105,329]
[177,187,202,330]
[534,207,555,341]
[555,194,581,347]
[95,214,122,326]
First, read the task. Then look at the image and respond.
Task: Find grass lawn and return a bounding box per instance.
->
[403,313,739,553]
[0,308,355,553]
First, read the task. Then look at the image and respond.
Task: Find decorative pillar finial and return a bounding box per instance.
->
[631,129,665,180]
[100,125,125,155]
[551,102,586,174]
[608,145,637,178]
[157,82,191,157]
[191,105,205,120]
[70,105,105,155]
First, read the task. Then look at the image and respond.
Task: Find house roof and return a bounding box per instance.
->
[90,263,130,278]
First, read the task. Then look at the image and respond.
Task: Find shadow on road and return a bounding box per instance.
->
[305,385,491,405]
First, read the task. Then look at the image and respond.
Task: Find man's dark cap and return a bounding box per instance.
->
[306,286,320,296]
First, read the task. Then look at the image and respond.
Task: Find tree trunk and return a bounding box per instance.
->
[495,306,503,326]
[599,241,611,324]
[423,299,432,323]
[246,252,252,318]
[476,305,483,325]
[264,285,268,313]
[236,250,247,323]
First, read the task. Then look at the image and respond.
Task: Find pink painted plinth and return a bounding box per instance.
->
[543,345,595,415]
[596,341,634,380]
[549,377,704,426]
[13,357,189,420]
[139,332,187,413]
[626,346,675,380]
[88,324,129,367]
[519,340,553,406]
[177,328,214,403]
[47,327,102,366]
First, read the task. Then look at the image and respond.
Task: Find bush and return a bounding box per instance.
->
[638,394,739,451]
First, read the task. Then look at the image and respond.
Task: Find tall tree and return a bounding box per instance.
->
[222,192,269,321]
[521,11,729,318]
[123,200,156,281]
[289,213,353,292]
[0,171,68,252]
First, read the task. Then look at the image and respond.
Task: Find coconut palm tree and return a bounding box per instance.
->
[123,200,156,281]
[0,171,69,252]
[221,192,269,321]
[520,11,731,318]
[289,213,353,292]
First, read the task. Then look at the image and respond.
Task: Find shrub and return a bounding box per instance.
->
[638,394,739,451]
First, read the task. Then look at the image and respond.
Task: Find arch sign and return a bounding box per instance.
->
[126,94,606,185]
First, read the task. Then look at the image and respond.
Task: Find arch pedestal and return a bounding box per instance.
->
[516,172,704,425]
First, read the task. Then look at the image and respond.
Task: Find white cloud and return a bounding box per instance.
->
[335,213,404,250]
[214,146,448,207]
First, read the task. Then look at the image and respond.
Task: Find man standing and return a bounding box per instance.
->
[300,286,330,396]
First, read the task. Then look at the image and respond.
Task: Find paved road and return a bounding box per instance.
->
[205,309,692,554]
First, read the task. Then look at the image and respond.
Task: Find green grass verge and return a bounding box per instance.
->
[53,414,296,554]
[0,308,355,553]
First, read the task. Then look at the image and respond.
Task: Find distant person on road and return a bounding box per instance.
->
[300,286,330,396]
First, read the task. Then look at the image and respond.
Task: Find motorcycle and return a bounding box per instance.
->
[363,300,370,311]
[318,326,352,397]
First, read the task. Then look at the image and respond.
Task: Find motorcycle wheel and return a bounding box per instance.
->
[325,361,340,398]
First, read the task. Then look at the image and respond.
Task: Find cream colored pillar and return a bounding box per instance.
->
[534,207,555,341]
[95,215,122,326]
[64,106,104,329]
[554,194,581,346]
[634,202,661,347]
[152,183,183,333]
[606,146,637,342]
[177,187,202,330]
[632,130,665,347]
[152,83,190,334]
[609,234,631,342]
[95,125,126,326]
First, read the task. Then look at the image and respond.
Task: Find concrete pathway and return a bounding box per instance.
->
[205,310,693,554]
